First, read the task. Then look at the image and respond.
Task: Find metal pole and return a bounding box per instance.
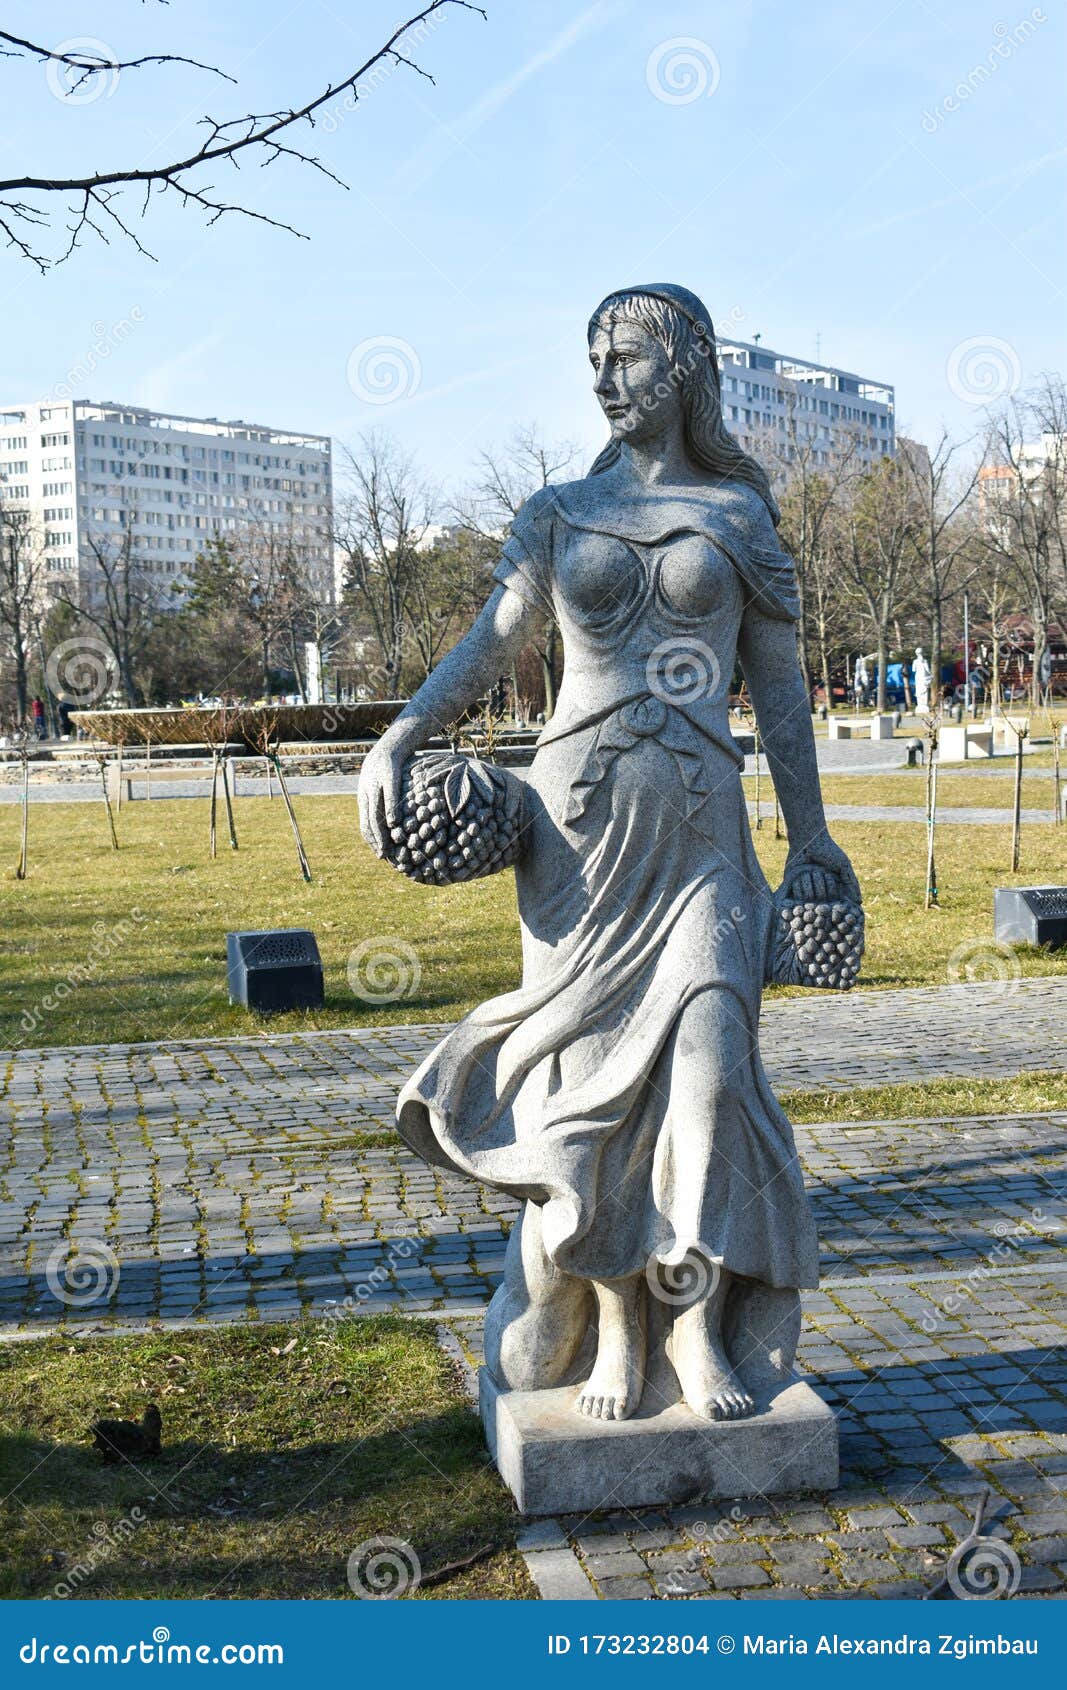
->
[963,590,971,717]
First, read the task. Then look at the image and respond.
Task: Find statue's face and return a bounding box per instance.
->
[589,318,684,446]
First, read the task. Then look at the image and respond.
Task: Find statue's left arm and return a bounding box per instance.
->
[737,603,860,905]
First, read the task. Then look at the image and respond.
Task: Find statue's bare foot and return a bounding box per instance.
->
[671,1289,756,1421]
[575,1276,645,1421]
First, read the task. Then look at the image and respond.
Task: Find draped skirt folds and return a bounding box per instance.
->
[396,707,820,1291]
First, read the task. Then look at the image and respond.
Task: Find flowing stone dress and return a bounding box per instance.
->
[397,474,820,1293]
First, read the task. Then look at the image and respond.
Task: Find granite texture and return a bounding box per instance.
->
[480,1370,839,1516]
[358,285,863,1458]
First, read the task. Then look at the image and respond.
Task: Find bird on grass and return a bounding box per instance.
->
[90,1404,163,1464]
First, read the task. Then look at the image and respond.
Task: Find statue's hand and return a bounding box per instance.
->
[357,739,406,858]
[780,833,861,906]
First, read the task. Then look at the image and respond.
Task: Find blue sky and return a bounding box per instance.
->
[2,0,1064,489]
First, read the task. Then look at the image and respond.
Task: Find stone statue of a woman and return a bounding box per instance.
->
[359,284,860,1431]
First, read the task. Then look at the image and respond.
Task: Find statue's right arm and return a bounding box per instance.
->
[358,584,540,856]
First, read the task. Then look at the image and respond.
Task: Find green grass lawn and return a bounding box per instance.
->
[0,1316,532,1600]
[1,791,1065,1048]
[781,1070,1067,1124]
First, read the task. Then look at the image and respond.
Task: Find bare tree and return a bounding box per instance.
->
[51,523,167,705]
[767,403,861,700]
[407,526,495,680]
[461,427,579,717]
[832,456,917,712]
[984,381,1067,708]
[0,3,484,269]
[335,434,435,699]
[0,504,45,722]
[899,433,983,710]
[804,532,856,715]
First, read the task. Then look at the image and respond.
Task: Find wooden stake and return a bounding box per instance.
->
[16,753,28,880]
[273,754,312,882]
[924,736,939,909]
[753,726,762,831]
[222,757,239,850]
[1010,720,1028,872]
[209,750,219,859]
[98,757,119,851]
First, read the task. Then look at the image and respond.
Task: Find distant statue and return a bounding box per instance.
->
[853,655,870,709]
[359,285,862,1426]
[913,646,932,713]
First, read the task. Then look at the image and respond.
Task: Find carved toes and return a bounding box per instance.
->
[693,1385,757,1422]
[575,1389,634,1421]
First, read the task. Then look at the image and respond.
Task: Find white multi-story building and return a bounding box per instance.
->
[716,337,895,470]
[0,399,334,602]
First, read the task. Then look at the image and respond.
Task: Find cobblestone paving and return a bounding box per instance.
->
[2,979,1064,1334]
[450,1274,1067,1600]
[2,977,1065,1599]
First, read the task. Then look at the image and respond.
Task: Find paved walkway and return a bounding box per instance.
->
[2,976,1065,1599]
[0,734,913,803]
[760,803,1053,825]
[3,979,1065,1334]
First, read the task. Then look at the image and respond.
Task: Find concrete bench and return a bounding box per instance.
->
[828,713,896,741]
[108,761,233,801]
[938,723,993,762]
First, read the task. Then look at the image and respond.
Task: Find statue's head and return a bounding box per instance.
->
[587,283,778,520]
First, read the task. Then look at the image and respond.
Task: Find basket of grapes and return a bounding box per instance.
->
[769,896,864,991]
[383,750,528,886]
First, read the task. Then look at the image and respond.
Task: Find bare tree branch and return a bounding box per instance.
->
[0,30,237,91]
[0,1,486,269]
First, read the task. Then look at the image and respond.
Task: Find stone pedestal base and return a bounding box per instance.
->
[480,1371,838,1516]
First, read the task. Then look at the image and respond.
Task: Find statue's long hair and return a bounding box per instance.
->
[587,290,780,524]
